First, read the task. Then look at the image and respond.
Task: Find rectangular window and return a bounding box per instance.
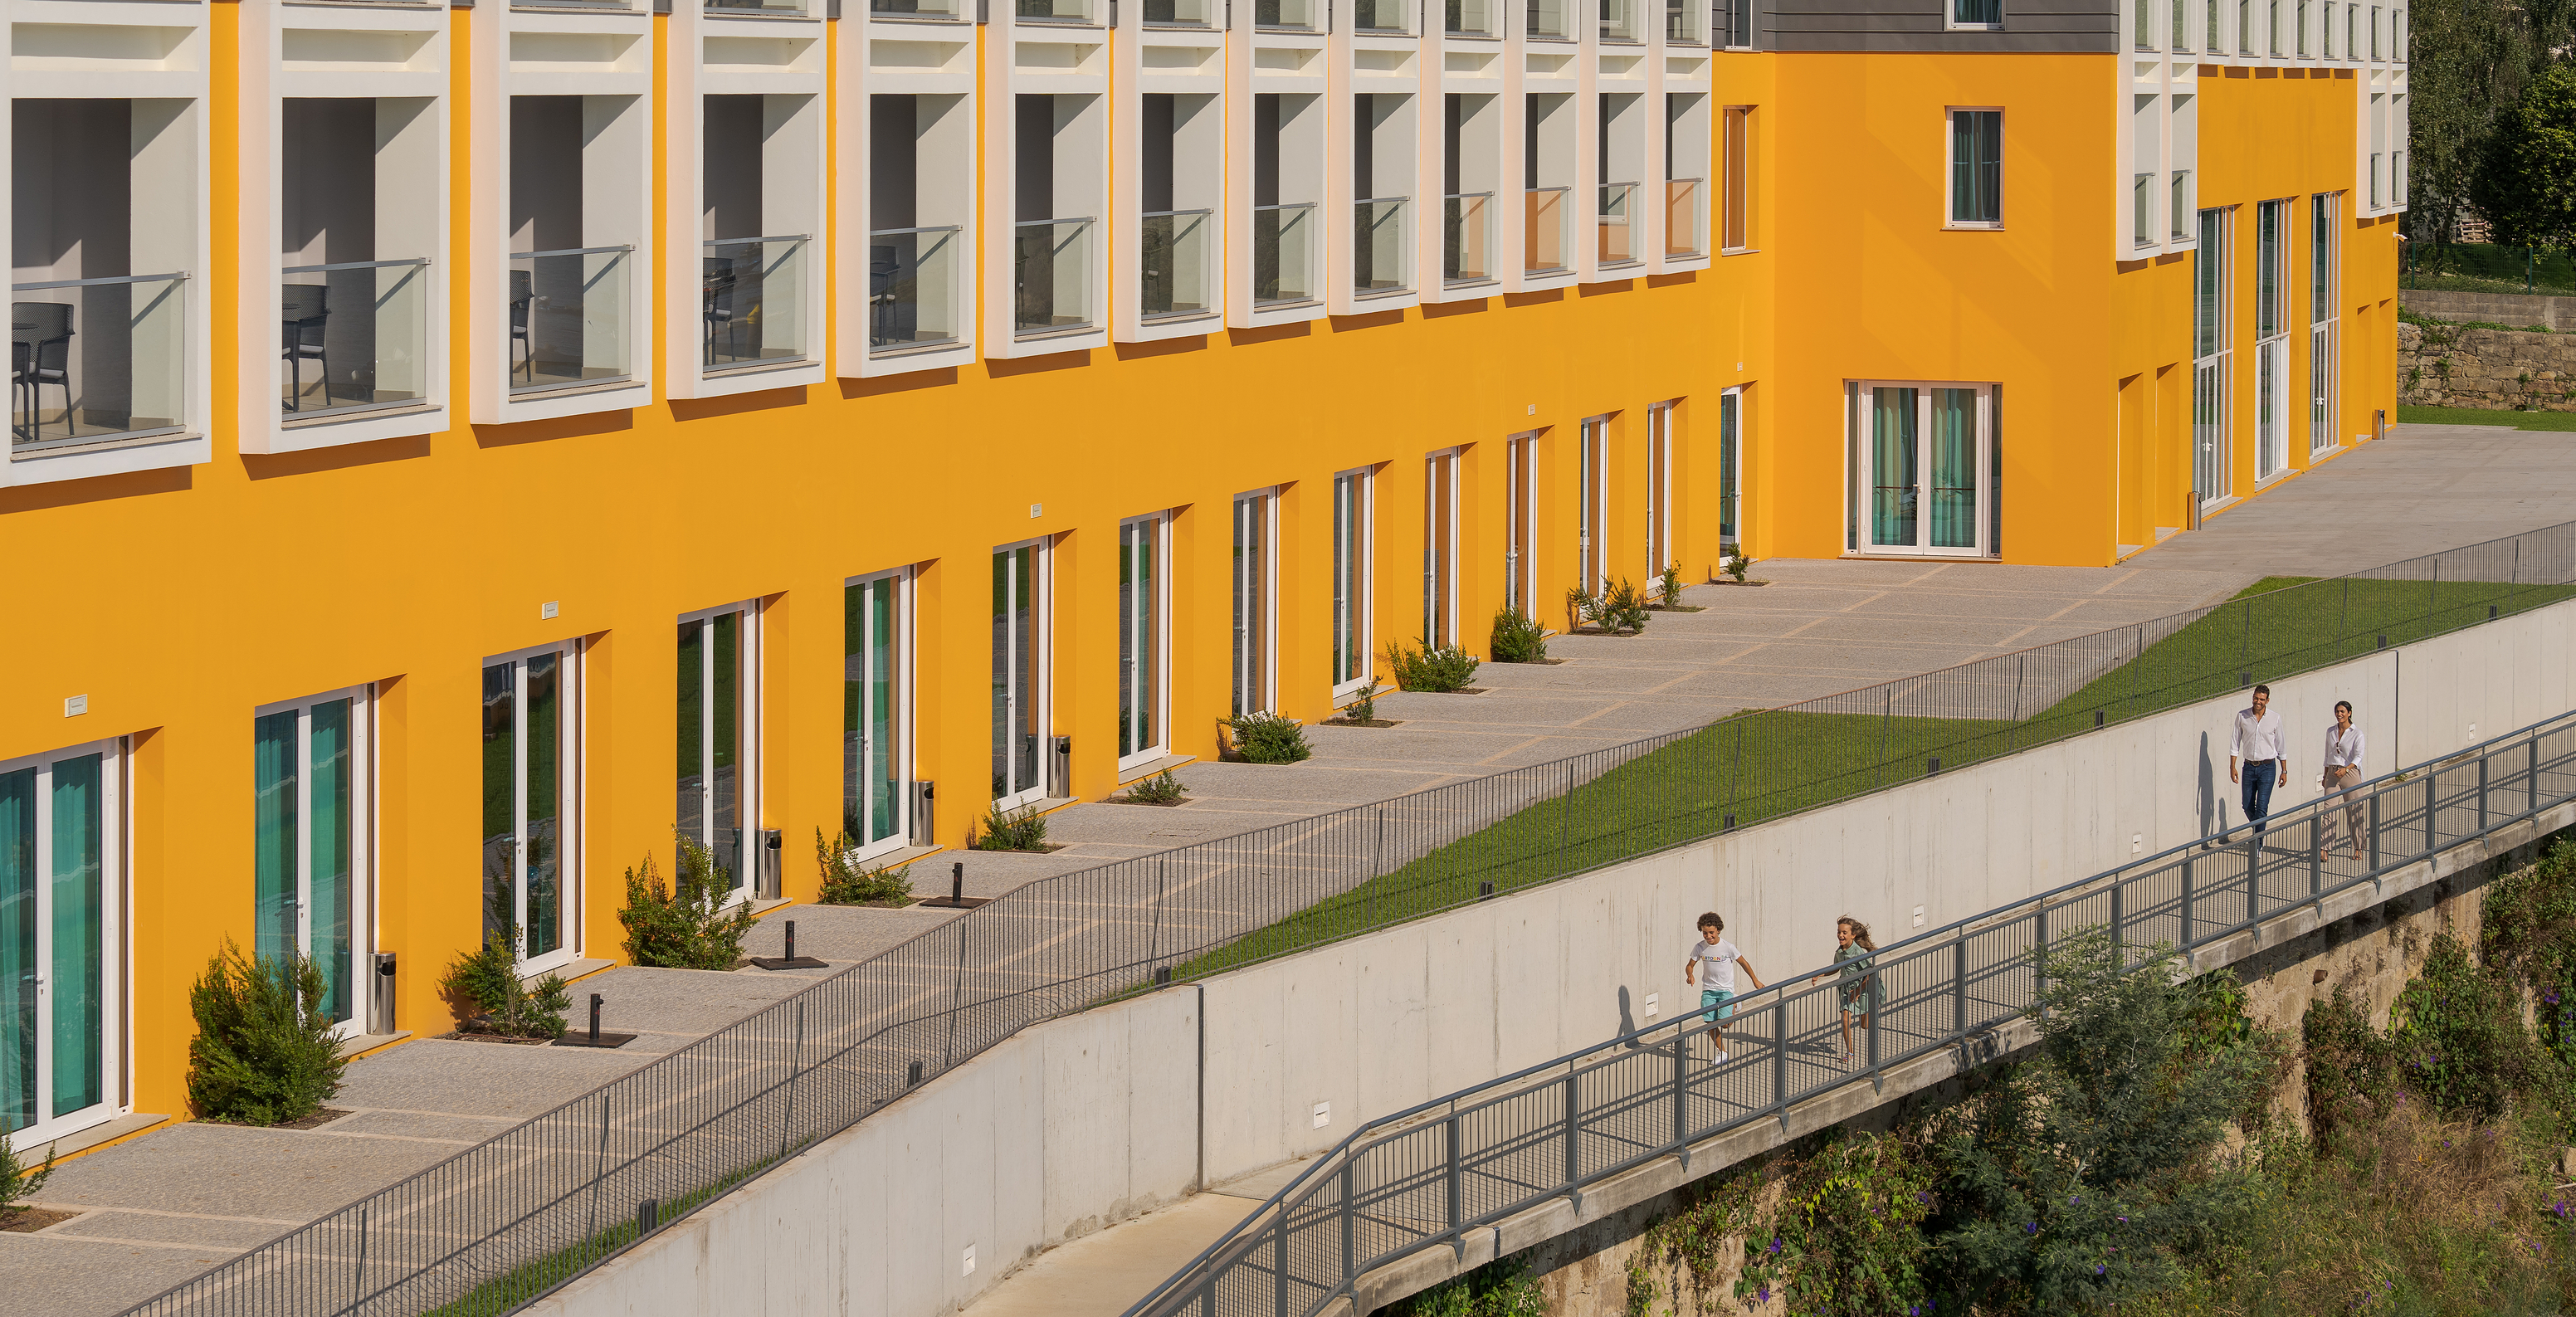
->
[1119,517,1169,765]
[255,688,373,1036]
[678,602,759,898]
[1505,435,1538,618]
[1232,491,1276,717]
[1,738,124,1144]
[1721,108,1752,251]
[2310,193,2341,454]
[1718,388,1744,549]
[992,542,1050,807]
[2193,207,2232,506]
[1647,402,1676,578]
[1954,0,2003,26]
[2297,0,2309,53]
[1948,110,2003,228]
[1856,383,1996,557]
[2254,198,2290,480]
[1330,473,1373,695]
[483,642,579,970]
[1424,449,1460,647]
[1578,417,1608,594]
[845,570,912,857]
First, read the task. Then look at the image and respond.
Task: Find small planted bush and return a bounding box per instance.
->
[186,939,349,1125]
[973,802,1052,851]
[816,827,915,905]
[1573,579,1650,635]
[619,837,759,970]
[1122,769,1188,804]
[1490,606,1549,663]
[1385,638,1481,692]
[1724,553,1751,583]
[1656,562,1687,607]
[442,929,573,1039]
[0,1130,53,1223]
[1225,711,1314,764]
[1344,680,1383,723]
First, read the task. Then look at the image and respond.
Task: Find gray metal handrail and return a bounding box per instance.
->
[508,245,636,260]
[12,271,188,291]
[282,257,431,275]
[1124,705,2576,1317]
[701,234,812,247]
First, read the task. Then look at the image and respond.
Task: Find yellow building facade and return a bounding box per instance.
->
[0,0,2401,1144]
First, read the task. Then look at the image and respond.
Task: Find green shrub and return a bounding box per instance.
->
[1656,561,1686,607]
[814,827,914,905]
[1385,638,1480,691]
[1562,585,1592,635]
[184,939,349,1125]
[619,837,759,970]
[0,1130,52,1222]
[1343,680,1382,723]
[1383,1253,1548,1317]
[2391,932,2543,1123]
[1490,606,1549,663]
[973,802,1051,851]
[2303,986,2398,1153]
[441,929,572,1038]
[1122,769,1188,804]
[1225,710,1313,764]
[1580,578,1651,635]
[1725,553,1751,583]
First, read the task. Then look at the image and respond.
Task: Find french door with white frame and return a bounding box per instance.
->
[1645,402,1677,578]
[1232,490,1278,717]
[1504,435,1537,620]
[2193,207,2232,507]
[1717,388,1744,552]
[482,641,581,973]
[846,570,913,861]
[2253,198,2290,480]
[254,687,372,1039]
[1577,417,1610,594]
[1856,382,1993,558]
[1118,516,1170,769]
[678,602,760,899]
[2309,193,2340,455]
[1329,472,1373,699]
[992,539,1051,809]
[1,738,124,1145]
[1423,449,1461,648]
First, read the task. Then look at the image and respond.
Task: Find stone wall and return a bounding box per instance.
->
[2398,316,2576,412]
[2402,289,2576,330]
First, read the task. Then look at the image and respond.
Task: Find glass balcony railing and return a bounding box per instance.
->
[1445,192,1495,284]
[2171,170,2193,243]
[2134,173,2154,248]
[1665,0,1704,41]
[1141,209,1217,319]
[1598,183,1638,265]
[1017,0,1091,19]
[708,0,804,13]
[1599,0,1639,38]
[1014,217,1096,336]
[1254,202,1317,305]
[508,245,633,396]
[281,257,431,420]
[1351,0,1408,27]
[703,236,809,373]
[1354,197,1411,296]
[870,226,963,350]
[1256,0,1317,26]
[1664,178,1702,257]
[1144,0,1212,21]
[10,271,187,452]
[1526,0,1569,36]
[1525,187,1569,274]
[1447,0,1492,34]
[872,0,967,16]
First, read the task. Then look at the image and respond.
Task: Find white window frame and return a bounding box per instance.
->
[1231,489,1281,718]
[1578,416,1612,595]
[1947,0,2006,31]
[1424,448,1463,649]
[481,638,585,975]
[1329,471,1376,700]
[1646,402,1678,579]
[1944,108,2005,231]
[251,685,377,1041]
[0,735,129,1147]
[1504,433,1540,619]
[1117,515,1173,771]
[2193,206,2234,509]
[1717,387,1745,553]
[2252,198,2291,482]
[1851,380,1998,559]
[845,568,915,862]
[676,599,763,903]
[2310,193,2341,456]
[991,537,1054,812]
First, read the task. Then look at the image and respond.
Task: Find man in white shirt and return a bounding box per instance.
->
[2229,683,2289,840]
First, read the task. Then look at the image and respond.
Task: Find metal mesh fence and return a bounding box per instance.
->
[1130,709,2576,1317]
[119,520,2576,1317]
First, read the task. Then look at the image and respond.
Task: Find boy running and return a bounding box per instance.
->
[1683,912,1764,1062]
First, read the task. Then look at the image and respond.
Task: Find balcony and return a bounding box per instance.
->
[1598,0,1641,38]
[1445,192,1495,284]
[709,0,807,12]
[870,227,962,350]
[1350,0,1409,29]
[1143,0,1214,22]
[1526,0,1569,37]
[1447,0,1493,35]
[1017,0,1095,20]
[507,246,634,396]
[1254,202,1317,306]
[1142,210,1216,320]
[1256,0,1318,27]
[1354,198,1411,296]
[2134,173,2154,249]
[11,272,188,453]
[872,0,968,16]
[1525,187,1569,275]
[1663,178,1702,257]
[1014,218,1096,337]
[702,237,809,373]
[1596,183,1637,266]
[281,258,432,420]
[2170,170,2192,243]
[1664,0,1704,41]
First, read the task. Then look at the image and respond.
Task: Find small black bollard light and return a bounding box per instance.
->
[749,919,827,970]
[555,994,635,1047]
[1722,812,1735,831]
[638,1200,659,1235]
[952,861,965,905]
[1154,966,1173,986]
[588,993,603,1046]
[2239,671,2252,689]
[783,920,798,963]
[2378,634,2389,650]
[907,1060,925,1086]
[2491,604,2500,620]
[1479,880,1495,900]
[1926,756,1940,775]
[2093,709,2105,729]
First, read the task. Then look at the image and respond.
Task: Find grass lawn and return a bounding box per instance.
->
[1168,573,2576,981]
[2398,404,2576,433]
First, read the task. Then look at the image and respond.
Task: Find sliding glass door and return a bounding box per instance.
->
[846,573,910,859]
[1232,490,1276,717]
[1857,382,1993,558]
[254,689,370,1037]
[1118,517,1168,768]
[1646,402,1676,578]
[678,602,759,897]
[1577,417,1609,595]
[1504,436,1537,617]
[992,540,1050,809]
[1717,388,1743,552]
[1330,471,1372,698]
[1424,449,1460,647]
[2,738,123,1144]
[483,644,578,972]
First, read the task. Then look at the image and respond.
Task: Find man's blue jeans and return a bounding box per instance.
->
[2242,759,2278,837]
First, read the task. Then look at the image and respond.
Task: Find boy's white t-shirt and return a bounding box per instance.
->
[1687,938,1741,993]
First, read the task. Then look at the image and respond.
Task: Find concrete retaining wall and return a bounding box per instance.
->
[2401,288,2576,330]
[530,599,2576,1317]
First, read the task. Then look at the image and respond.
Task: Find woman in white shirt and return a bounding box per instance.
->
[2319,700,2366,863]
